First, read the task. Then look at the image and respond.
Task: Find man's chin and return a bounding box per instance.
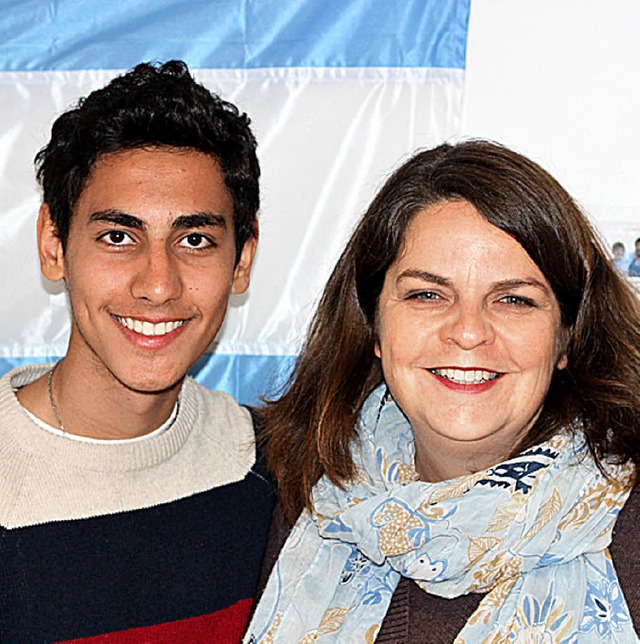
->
[116,372,187,397]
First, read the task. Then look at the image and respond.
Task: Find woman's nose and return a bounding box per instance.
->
[440,302,495,349]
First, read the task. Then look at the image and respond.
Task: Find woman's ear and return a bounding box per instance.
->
[555,326,571,371]
[37,204,65,281]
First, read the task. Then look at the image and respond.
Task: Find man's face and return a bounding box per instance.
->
[39,146,256,395]
[636,242,640,258]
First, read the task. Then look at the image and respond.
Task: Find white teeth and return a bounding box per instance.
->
[166,321,184,333]
[116,316,185,337]
[431,368,499,385]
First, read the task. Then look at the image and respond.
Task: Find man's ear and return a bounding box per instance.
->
[231,220,259,295]
[37,204,65,282]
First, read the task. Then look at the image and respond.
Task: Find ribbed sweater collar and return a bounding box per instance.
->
[0,363,199,473]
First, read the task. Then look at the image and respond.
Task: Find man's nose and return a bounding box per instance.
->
[130,247,183,305]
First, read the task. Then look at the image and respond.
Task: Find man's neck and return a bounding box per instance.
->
[16,357,182,440]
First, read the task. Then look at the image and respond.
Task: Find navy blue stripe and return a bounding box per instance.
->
[0,0,470,72]
[0,353,295,406]
[0,472,275,640]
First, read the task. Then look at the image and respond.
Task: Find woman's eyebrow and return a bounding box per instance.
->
[396,272,551,295]
[489,278,550,294]
[396,269,452,287]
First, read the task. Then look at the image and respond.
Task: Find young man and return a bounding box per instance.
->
[0,61,274,642]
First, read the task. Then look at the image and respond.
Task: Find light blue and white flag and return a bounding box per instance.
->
[0,0,471,404]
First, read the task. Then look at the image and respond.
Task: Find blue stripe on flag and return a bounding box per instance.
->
[0,354,295,407]
[0,0,470,72]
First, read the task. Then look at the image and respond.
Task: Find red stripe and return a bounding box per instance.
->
[60,598,254,644]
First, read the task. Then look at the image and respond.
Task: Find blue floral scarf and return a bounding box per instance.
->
[247,385,637,643]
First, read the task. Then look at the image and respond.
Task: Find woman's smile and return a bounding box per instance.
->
[427,367,503,392]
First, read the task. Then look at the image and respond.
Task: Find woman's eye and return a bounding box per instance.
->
[408,291,440,301]
[500,294,535,307]
[179,233,213,249]
[100,230,133,246]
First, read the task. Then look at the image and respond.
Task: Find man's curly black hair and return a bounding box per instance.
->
[35,60,259,261]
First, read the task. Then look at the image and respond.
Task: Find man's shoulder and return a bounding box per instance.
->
[1,362,50,387]
[180,378,261,482]
[183,377,255,437]
[0,364,50,431]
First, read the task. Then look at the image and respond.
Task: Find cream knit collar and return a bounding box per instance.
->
[2,363,199,473]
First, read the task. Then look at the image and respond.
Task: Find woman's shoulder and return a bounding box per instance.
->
[256,501,291,598]
[611,482,640,627]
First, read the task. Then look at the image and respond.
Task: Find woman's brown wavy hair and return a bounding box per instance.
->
[261,140,640,523]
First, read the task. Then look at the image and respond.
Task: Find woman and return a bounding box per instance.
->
[248,141,640,642]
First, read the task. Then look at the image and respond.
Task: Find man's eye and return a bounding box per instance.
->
[99,230,133,246]
[180,233,213,249]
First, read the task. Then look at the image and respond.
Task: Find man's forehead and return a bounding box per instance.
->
[73,147,234,222]
[84,147,226,190]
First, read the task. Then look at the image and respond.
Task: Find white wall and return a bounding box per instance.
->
[460,0,640,253]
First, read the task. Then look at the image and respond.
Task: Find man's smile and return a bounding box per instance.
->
[113,315,187,337]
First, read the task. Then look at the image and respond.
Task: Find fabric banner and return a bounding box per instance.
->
[0,0,470,404]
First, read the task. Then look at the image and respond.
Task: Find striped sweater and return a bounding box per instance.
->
[0,364,275,642]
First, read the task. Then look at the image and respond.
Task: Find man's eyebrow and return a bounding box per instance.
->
[396,269,453,287]
[88,210,144,229]
[171,212,228,230]
[86,210,228,232]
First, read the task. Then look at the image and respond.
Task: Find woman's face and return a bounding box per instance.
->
[375,200,567,481]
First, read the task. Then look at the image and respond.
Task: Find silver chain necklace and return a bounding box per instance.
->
[47,360,65,433]
[46,360,180,438]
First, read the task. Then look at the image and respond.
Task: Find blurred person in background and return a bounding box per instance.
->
[612,241,628,274]
[628,238,640,277]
